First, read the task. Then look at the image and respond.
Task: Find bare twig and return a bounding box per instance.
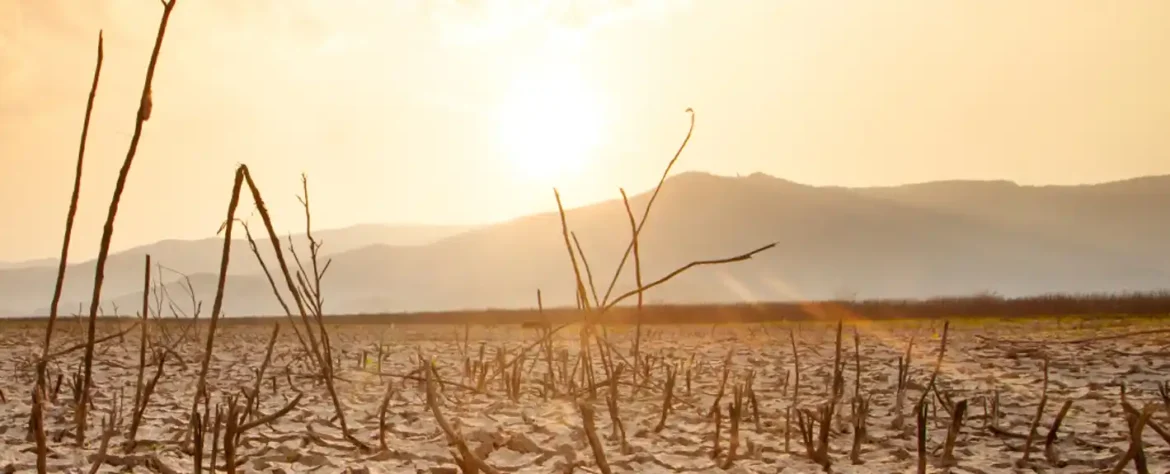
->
[603,243,777,312]
[619,189,645,380]
[600,108,696,306]
[579,401,613,474]
[126,255,151,450]
[1017,357,1049,467]
[188,165,245,445]
[425,363,501,474]
[78,0,178,446]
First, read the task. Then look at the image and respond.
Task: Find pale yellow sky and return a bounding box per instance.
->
[1,0,1168,262]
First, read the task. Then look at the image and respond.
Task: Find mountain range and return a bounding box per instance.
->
[2,171,1168,317]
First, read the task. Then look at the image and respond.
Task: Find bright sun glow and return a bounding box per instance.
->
[496,60,604,182]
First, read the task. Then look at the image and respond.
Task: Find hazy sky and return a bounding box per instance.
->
[2,0,1168,262]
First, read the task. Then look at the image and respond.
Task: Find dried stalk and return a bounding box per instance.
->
[192,411,204,474]
[712,402,723,459]
[916,400,928,474]
[187,165,244,444]
[654,364,678,433]
[238,220,310,357]
[891,336,913,429]
[425,363,501,474]
[1017,357,1048,467]
[86,417,114,474]
[378,380,395,451]
[619,189,644,380]
[125,255,150,450]
[1109,404,1157,474]
[787,328,801,453]
[579,401,613,474]
[36,28,104,473]
[222,398,242,474]
[850,395,870,465]
[603,243,776,312]
[245,324,280,422]
[571,232,601,309]
[78,0,178,446]
[1044,399,1073,466]
[126,351,166,451]
[914,321,949,413]
[721,385,743,469]
[708,350,733,418]
[600,108,696,306]
[940,399,967,467]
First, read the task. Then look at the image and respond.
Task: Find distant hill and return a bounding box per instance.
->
[3,172,1169,317]
[0,223,475,316]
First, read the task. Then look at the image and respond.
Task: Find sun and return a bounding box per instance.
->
[495,61,604,183]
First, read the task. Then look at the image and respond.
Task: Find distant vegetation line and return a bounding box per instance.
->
[7,291,1170,325]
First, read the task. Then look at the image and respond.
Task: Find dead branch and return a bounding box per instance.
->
[36,28,104,474]
[578,401,613,474]
[914,321,949,412]
[940,399,967,467]
[425,363,501,474]
[1017,357,1048,467]
[600,108,696,306]
[603,242,777,312]
[1044,399,1073,466]
[1109,404,1157,474]
[78,0,178,446]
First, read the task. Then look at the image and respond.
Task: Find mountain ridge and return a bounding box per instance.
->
[3,171,1169,317]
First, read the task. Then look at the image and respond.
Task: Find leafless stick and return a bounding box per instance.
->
[916,400,928,474]
[619,189,645,380]
[600,108,695,306]
[238,220,309,356]
[210,406,221,473]
[246,170,362,448]
[571,232,601,309]
[238,168,324,368]
[721,385,743,469]
[1017,357,1048,467]
[537,290,557,397]
[1044,399,1073,465]
[655,365,678,432]
[579,401,613,474]
[553,190,592,314]
[223,398,241,474]
[188,165,244,445]
[125,255,150,451]
[36,29,104,471]
[851,394,870,465]
[244,324,280,423]
[378,379,395,451]
[126,351,166,451]
[712,402,723,459]
[603,243,777,312]
[31,385,47,474]
[425,363,501,474]
[1110,404,1157,474]
[915,321,949,412]
[86,417,114,474]
[78,0,177,446]
[709,349,733,418]
[1121,399,1170,449]
[816,320,844,458]
[236,391,300,433]
[46,323,140,362]
[940,399,967,467]
[192,411,203,474]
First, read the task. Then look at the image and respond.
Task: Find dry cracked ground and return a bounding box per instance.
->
[1,318,1168,473]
